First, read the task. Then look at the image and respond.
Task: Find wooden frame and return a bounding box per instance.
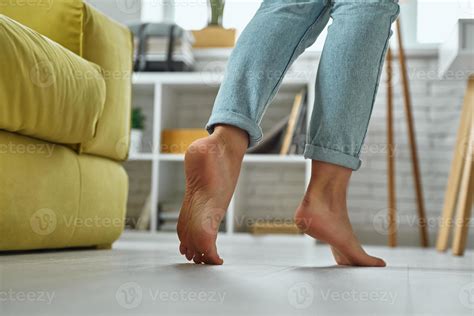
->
[436,76,474,255]
[385,19,429,247]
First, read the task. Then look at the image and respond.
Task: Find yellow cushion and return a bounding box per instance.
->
[0,15,106,145]
[0,131,127,251]
[80,4,133,161]
[0,0,83,56]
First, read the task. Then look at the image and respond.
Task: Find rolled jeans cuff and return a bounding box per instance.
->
[303,144,362,171]
[206,111,263,147]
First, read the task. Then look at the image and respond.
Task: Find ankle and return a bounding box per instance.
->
[302,161,351,208]
[212,125,248,158]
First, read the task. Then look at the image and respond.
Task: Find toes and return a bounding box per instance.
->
[353,254,387,267]
[201,244,223,265]
[179,243,187,255]
[193,253,204,264]
[185,249,194,261]
[370,256,386,267]
[353,254,386,267]
[203,253,223,265]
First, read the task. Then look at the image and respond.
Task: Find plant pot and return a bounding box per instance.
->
[192,26,236,48]
[130,129,143,154]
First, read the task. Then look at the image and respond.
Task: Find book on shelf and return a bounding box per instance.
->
[246,116,288,154]
[246,89,307,156]
[280,89,307,155]
[157,198,182,231]
[288,94,307,155]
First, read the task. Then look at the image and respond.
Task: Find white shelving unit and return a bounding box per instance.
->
[128,72,316,234]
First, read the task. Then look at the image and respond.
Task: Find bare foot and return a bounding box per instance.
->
[177,126,247,265]
[294,162,386,267]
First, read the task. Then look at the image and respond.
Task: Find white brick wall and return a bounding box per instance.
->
[352,53,466,244]
[126,52,470,246]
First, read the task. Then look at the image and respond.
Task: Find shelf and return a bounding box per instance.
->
[127,153,156,161]
[126,74,314,234]
[158,153,306,163]
[132,72,311,86]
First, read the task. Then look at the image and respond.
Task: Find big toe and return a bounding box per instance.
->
[354,254,386,267]
[369,256,386,267]
[201,243,224,265]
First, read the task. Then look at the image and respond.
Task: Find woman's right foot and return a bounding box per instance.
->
[177,126,248,265]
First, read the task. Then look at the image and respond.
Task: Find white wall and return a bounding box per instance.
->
[417,0,474,44]
[88,0,472,53]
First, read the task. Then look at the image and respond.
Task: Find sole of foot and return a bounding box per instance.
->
[177,135,242,265]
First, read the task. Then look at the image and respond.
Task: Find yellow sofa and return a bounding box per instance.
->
[0,1,133,251]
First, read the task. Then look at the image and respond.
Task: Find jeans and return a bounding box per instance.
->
[206,0,400,170]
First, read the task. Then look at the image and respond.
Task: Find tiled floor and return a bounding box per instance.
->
[1,233,473,315]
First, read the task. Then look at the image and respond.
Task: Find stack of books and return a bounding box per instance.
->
[130,23,195,72]
[158,198,181,231]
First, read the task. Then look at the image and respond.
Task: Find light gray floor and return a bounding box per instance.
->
[1,233,473,316]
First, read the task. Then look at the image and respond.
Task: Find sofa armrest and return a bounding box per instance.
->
[0,15,106,145]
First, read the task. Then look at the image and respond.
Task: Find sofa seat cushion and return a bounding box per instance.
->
[0,131,127,251]
[0,15,106,145]
[0,0,84,56]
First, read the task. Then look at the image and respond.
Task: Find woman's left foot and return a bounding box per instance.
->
[295,189,386,267]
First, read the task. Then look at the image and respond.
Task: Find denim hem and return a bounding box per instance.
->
[206,111,262,147]
[303,144,361,171]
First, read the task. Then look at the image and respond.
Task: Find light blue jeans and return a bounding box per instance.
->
[206,0,400,170]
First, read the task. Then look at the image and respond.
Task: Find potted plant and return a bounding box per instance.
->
[192,0,236,48]
[130,108,145,154]
[208,0,225,26]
